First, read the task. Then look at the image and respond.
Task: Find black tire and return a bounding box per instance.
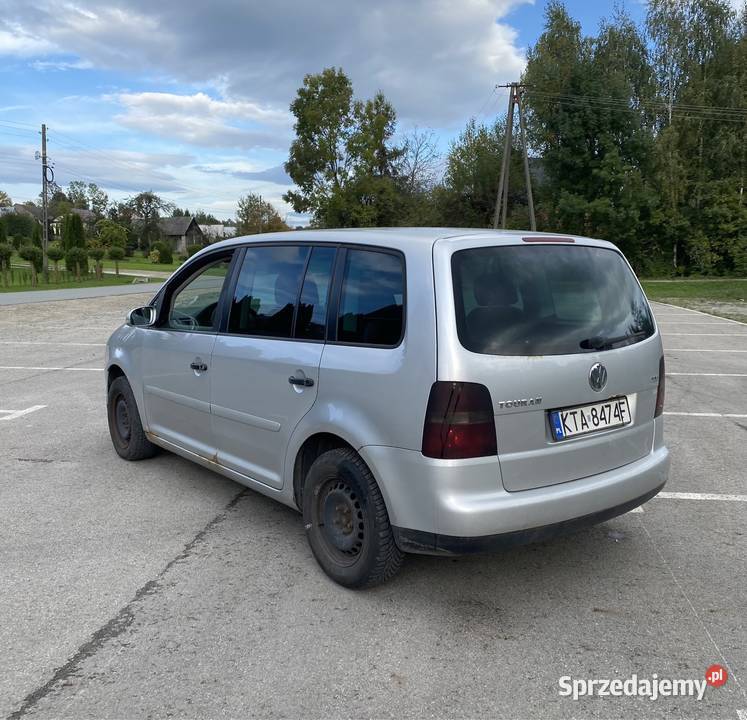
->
[107,376,158,461]
[303,448,403,588]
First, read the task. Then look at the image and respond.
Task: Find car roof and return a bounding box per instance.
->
[202,227,617,254]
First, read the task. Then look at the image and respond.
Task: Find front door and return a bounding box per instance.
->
[141,252,233,458]
[210,244,337,488]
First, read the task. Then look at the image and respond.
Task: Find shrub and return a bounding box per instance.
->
[186,243,202,257]
[19,244,43,286]
[0,242,12,287]
[108,246,125,275]
[148,250,160,264]
[47,242,64,282]
[88,243,106,279]
[152,241,173,265]
[65,246,89,280]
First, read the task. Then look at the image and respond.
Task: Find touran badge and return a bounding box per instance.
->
[589,363,608,392]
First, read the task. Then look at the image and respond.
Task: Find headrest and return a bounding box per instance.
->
[274,273,298,306]
[473,273,517,307]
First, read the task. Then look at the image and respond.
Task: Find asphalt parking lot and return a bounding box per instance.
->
[1,293,745,720]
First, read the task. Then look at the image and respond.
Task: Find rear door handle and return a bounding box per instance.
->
[190,361,208,372]
[288,376,314,387]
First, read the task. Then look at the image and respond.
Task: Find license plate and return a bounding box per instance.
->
[550,396,631,440]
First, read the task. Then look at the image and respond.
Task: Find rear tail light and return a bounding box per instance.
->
[655,355,665,417]
[422,382,497,459]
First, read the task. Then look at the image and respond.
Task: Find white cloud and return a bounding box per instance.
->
[0,25,55,56]
[1,0,529,125]
[30,58,93,71]
[110,92,291,149]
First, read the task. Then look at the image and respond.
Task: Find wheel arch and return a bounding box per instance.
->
[292,432,354,510]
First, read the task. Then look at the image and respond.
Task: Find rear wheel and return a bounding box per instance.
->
[107,376,157,460]
[303,448,403,588]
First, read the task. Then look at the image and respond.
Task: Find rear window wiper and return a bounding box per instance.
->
[579,331,649,351]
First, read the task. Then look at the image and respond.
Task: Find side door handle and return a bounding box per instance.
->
[190,361,208,372]
[288,375,314,387]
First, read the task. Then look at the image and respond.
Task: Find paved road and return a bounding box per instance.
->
[0,283,164,306]
[0,297,745,719]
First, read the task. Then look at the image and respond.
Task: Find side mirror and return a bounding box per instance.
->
[126,306,157,327]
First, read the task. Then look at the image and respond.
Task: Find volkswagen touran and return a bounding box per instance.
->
[106,229,669,587]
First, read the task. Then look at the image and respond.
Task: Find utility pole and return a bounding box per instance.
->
[40,124,50,280]
[492,83,536,231]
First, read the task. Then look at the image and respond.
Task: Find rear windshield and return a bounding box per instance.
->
[451,245,654,356]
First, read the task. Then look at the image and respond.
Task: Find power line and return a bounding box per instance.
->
[525,90,747,122]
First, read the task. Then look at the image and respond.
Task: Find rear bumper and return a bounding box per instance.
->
[359,443,669,554]
[393,482,664,555]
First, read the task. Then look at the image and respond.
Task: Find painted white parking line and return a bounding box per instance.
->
[653,301,747,326]
[0,341,105,346]
[668,372,747,377]
[0,366,103,372]
[0,405,47,422]
[630,506,644,513]
[664,411,747,418]
[667,348,747,352]
[662,333,747,336]
[656,491,747,502]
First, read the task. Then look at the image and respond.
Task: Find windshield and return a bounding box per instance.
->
[451,245,655,356]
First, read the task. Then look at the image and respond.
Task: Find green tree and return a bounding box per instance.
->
[65,246,88,281]
[3,213,34,246]
[67,181,89,209]
[67,181,108,216]
[32,221,42,249]
[127,192,172,251]
[62,212,85,251]
[96,219,128,249]
[237,194,289,235]
[284,67,404,227]
[522,3,658,267]
[88,241,106,280]
[62,213,87,278]
[19,244,42,286]
[0,243,12,287]
[107,245,125,275]
[434,117,530,228]
[0,190,11,207]
[47,242,64,282]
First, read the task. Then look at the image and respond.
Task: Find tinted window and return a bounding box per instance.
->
[452,245,654,356]
[228,245,309,338]
[337,249,404,346]
[296,246,336,340]
[167,255,232,332]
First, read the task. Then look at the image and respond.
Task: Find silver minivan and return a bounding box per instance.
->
[106,228,669,587]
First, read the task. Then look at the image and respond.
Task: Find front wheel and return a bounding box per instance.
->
[107,376,158,460]
[303,448,403,588]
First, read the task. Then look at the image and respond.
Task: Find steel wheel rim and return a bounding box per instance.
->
[314,476,366,566]
[114,395,131,444]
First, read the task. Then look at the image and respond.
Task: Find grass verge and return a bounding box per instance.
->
[0,275,152,293]
[641,279,747,322]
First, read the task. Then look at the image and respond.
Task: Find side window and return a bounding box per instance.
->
[295,246,336,340]
[337,249,404,346]
[228,245,309,338]
[167,255,232,332]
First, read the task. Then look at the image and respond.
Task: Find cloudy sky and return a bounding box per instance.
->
[0,0,643,223]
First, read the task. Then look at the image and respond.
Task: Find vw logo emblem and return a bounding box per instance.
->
[589,363,608,392]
